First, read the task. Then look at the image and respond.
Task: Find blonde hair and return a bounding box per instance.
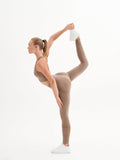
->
[31,37,48,57]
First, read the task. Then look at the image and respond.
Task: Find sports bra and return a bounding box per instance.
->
[34,56,49,82]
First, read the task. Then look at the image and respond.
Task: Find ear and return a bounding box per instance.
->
[35,45,37,48]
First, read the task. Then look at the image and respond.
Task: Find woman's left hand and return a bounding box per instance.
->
[65,23,75,30]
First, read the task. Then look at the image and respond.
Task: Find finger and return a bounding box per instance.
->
[60,102,62,108]
[59,105,62,109]
[59,98,63,106]
[59,99,63,105]
[61,101,63,106]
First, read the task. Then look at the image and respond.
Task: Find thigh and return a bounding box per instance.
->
[59,89,71,115]
[52,73,71,92]
[54,75,71,114]
[51,74,71,117]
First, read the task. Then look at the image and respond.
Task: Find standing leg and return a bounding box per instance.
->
[66,37,89,81]
[58,77,71,146]
[50,75,72,153]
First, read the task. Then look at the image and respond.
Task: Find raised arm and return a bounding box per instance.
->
[49,27,67,42]
[47,23,75,51]
[47,27,67,52]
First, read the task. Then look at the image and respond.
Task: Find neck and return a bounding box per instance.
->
[35,50,44,60]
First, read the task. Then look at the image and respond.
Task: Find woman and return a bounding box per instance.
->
[27,23,88,153]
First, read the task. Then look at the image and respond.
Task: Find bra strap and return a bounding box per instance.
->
[37,56,45,61]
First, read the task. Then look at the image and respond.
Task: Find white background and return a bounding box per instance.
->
[0,0,120,159]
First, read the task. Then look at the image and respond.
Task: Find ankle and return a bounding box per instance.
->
[76,36,80,40]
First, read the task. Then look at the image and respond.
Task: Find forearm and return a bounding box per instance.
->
[50,80,59,100]
[50,27,67,41]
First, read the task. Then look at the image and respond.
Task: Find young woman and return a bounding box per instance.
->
[27,23,88,153]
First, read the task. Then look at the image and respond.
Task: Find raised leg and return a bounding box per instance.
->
[66,37,88,81]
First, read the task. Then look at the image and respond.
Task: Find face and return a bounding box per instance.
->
[27,40,36,54]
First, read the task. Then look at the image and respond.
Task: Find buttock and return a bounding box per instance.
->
[52,72,71,92]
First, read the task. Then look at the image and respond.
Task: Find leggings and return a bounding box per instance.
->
[51,37,88,145]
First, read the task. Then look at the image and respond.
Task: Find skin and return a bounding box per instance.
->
[27,23,75,146]
[27,40,44,59]
[27,39,51,86]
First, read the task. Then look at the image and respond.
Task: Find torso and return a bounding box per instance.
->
[35,56,50,87]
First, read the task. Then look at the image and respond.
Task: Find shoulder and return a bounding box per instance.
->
[37,56,47,64]
[36,57,48,71]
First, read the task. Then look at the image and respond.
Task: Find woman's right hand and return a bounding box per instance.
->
[56,96,63,109]
[65,23,75,30]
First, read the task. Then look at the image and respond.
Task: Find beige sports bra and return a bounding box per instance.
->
[34,56,49,82]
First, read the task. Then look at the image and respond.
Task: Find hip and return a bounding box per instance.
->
[52,72,71,91]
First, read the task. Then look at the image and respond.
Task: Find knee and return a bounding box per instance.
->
[81,61,89,67]
[62,117,70,128]
[60,110,68,119]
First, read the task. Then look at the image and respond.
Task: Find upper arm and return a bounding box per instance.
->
[37,60,54,84]
[47,37,54,51]
[46,37,54,58]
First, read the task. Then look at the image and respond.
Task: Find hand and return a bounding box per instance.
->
[65,23,75,30]
[56,96,63,109]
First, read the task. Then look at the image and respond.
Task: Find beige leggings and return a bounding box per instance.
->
[52,37,88,145]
